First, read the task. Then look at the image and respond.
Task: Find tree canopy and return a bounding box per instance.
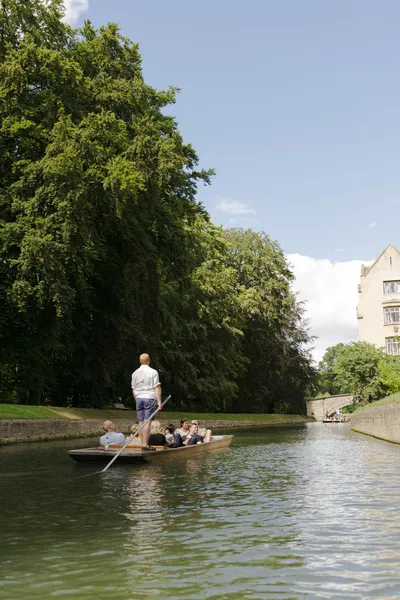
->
[0,0,316,412]
[317,341,400,404]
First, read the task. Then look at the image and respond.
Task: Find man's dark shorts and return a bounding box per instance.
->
[136,397,157,421]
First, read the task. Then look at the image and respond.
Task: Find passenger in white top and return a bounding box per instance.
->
[131,353,162,450]
[100,420,126,446]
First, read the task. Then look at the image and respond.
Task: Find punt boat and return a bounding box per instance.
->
[68,435,233,465]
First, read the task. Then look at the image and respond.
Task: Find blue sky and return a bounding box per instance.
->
[68,0,400,261]
[65,0,400,358]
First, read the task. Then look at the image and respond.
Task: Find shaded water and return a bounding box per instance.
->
[1,423,400,599]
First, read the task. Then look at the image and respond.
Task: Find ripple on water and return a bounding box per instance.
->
[2,425,400,598]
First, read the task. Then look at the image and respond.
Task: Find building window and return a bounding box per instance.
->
[383,280,400,294]
[384,306,400,324]
[386,337,400,355]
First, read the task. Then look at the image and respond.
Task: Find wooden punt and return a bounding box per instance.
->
[68,435,233,465]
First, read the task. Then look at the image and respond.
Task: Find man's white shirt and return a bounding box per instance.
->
[131,364,161,399]
[100,431,126,446]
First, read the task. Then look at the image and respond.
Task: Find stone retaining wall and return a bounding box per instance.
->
[0,417,312,444]
[351,401,400,444]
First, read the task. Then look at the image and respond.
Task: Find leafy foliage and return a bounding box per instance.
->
[378,356,400,395]
[222,229,316,414]
[0,1,315,412]
[317,341,400,404]
[318,343,346,395]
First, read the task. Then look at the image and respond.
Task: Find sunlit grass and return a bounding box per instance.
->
[353,392,400,413]
[0,403,311,422]
[0,404,65,419]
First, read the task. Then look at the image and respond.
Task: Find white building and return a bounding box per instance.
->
[357,244,400,355]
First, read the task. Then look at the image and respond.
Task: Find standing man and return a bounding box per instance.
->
[131,353,162,450]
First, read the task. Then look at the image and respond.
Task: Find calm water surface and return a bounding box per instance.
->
[1,423,400,599]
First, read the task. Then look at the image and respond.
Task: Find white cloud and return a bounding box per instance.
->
[62,0,89,25]
[216,199,256,215]
[367,221,377,228]
[287,254,371,363]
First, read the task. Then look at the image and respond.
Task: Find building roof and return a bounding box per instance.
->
[361,244,400,276]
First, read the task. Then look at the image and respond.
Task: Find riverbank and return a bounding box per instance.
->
[351,392,400,444]
[0,405,313,444]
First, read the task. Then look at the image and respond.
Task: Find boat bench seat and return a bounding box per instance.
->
[103,445,167,451]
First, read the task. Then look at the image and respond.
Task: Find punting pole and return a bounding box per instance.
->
[101,395,171,473]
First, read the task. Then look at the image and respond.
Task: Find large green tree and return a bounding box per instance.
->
[333,342,385,403]
[159,219,248,412]
[0,1,316,412]
[318,343,347,395]
[318,341,400,404]
[0,1,211,405]
[222,229,316,413]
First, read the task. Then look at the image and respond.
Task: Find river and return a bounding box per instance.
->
[1,423,400,599]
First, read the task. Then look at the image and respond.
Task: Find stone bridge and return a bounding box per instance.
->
[306,394,355,421]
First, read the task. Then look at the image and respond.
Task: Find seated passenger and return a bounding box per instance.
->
[191,419,212,443]
[147,420,167,447]
[184,423,204,446]
[100,420,126,446]
[165,424,175,445]
[174,418,190,447]
[126,423,142,446]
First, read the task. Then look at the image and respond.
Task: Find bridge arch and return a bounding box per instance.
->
[306,394,355,421]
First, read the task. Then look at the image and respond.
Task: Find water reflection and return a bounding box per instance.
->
[2,425,400,598]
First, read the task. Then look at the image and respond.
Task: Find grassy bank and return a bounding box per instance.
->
[353,392,400,413]
[0,404,310,422]
[0,405,70,419]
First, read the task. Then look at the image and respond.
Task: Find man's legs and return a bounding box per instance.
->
[187,435,203,446]
[174,433,184,447]
[137,421,144,446]
[142,420,152,448]
[136,398,146,446]
[138,398,157,449]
